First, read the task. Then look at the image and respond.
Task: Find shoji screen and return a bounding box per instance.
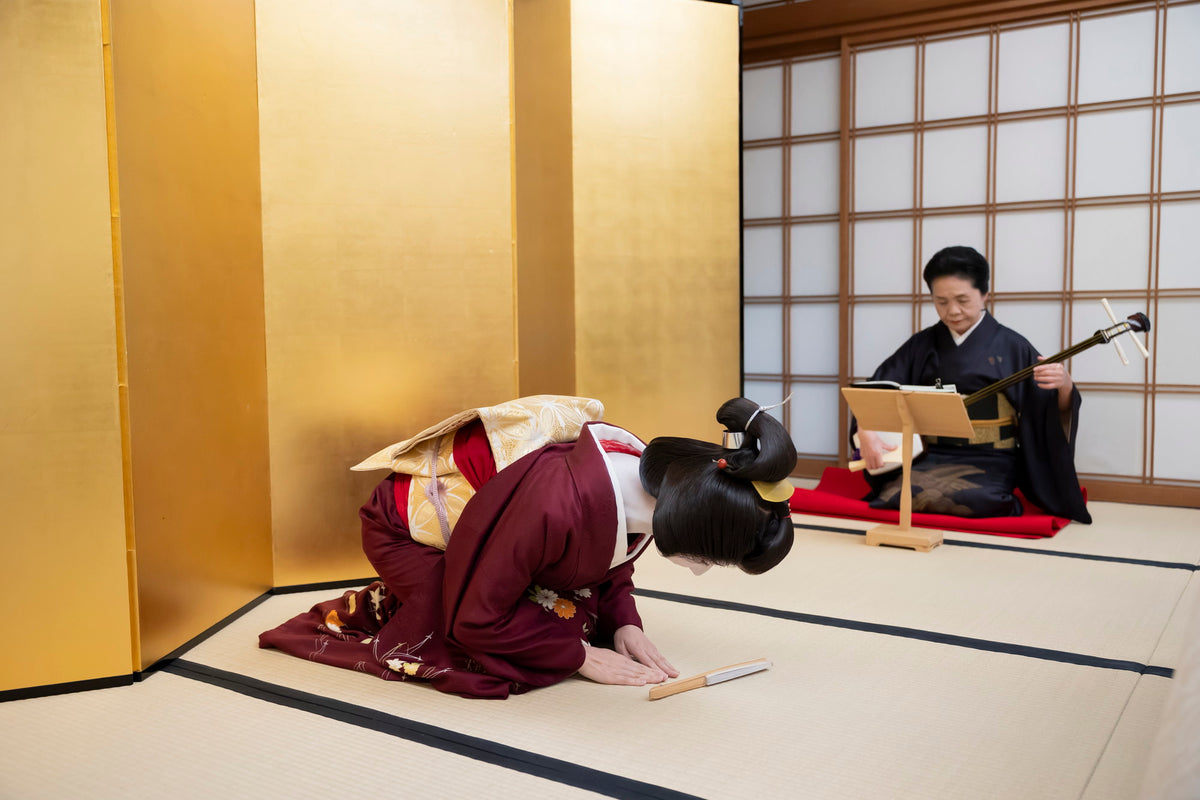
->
[743,53,843,470]
[745,0,1200,504]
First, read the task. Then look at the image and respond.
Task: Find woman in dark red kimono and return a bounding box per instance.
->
[260,396,797,698]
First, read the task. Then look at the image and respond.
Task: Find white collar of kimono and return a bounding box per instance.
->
[581,423,654,569]
[951,309,987,346]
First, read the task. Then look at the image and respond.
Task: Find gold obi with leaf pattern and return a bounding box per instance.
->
[352,395,606,549]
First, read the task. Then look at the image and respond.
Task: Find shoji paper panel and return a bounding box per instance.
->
[1155,394,1200,481]
[923,125,988,208]
[994,211,1066,293]
[1159,201,1200,289]
[1072,205,1152,292]
[791,140,840,216]
[788,383,842,456]
[1076,391,1146,478]
[790,303,839,376]
[855,134,914,212]
[1161,103,1200,194]
[1075,109,1154,198]
[1077,9,1158,105]
[924,34,989,121]
[1151,298,1200,387]
[791,57,840,135]
[791,222,840,296]
[854,219,914,296]
[745,227,784,297]
[854,45,915,128]
[852,303,912,378]
[743,65,784,141]
[1165,4,1200,94]
[995,118,1067,203]
[997,23,1070,113]
[745,304,784,375]
[745,147,785,219]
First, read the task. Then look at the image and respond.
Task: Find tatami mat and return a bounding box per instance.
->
[793,500,1200,565]
[182,591,1139,800]
[639,515,1195,668]
[0,671,606,800]
[2,499,1197,799]
[1080,675,1173,800]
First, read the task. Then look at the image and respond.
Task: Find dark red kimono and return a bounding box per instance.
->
[259,421,650,698]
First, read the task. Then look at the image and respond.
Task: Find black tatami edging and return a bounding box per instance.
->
[633,588,1176,679]
[794,522,1200,572]
[163,660,703,800]
[0,673,137,703]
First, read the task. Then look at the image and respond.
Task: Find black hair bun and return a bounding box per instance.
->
[739,510,794,574]
[715,397,797,482]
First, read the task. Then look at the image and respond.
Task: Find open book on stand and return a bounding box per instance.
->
[849,382,956,475]
[850,380,958,393]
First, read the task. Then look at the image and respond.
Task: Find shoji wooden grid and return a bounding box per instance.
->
[742,0,1200,506]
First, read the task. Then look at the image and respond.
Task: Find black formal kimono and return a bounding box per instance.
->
[855,313,1091,523]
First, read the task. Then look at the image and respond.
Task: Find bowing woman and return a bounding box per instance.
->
[854,245,1090,523]
[260,395,797,699]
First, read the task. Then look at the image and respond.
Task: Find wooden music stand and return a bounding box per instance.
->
[841,387,975,552]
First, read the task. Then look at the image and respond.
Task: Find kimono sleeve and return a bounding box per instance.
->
[441,457,596,688]
[594,559,643,641]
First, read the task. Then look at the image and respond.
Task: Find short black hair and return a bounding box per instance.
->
[923,245,990,295]
[639,397,798,575]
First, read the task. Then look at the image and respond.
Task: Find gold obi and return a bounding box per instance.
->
[925,393,1017,450]
[352,395,605,549]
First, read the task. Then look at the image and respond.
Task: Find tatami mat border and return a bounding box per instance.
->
[634,588,1177,678]
[164,659,702,800]
[793,522,1200,571]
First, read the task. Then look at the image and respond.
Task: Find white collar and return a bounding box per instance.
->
[951,310,987,346]
[582,423,654,569]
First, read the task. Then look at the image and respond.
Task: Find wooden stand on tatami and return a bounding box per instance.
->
[841,388,975,552]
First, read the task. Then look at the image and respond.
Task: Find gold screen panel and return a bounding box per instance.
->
[0,0,132,690]
[109,0,274,667]
[570,0,742,442]
[256,0,519,585]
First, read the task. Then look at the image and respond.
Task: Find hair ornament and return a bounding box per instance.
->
[744,393,794,431]
[716,458,728,470]
[752,478,794,503]
[721,430,744,449]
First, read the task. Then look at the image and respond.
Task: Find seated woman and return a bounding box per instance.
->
[260,395,797,699]
[854,245,1090,523]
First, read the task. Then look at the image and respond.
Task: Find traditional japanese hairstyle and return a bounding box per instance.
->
[923,244,990,295]
[639,397,798,575]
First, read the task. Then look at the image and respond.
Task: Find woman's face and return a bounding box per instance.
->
[930,274,988,336]
[666,554,713,575]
